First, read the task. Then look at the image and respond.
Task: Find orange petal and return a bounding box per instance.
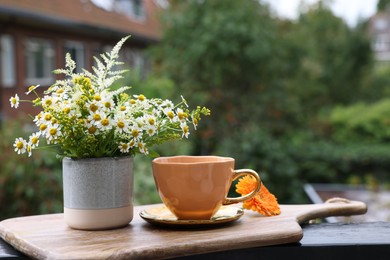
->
[236,175,281,216]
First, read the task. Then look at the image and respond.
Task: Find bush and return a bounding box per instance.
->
[217,126,390,204]
[0,119,63,220]
[329,99,390,143]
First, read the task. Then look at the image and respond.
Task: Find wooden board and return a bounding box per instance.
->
[0,199,367,260]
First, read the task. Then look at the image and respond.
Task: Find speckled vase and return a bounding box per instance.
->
[62,156,134,230]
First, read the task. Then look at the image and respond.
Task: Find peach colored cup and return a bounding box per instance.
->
[152,156,262,220]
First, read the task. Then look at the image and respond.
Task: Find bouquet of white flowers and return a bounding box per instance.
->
[9,36,210,159]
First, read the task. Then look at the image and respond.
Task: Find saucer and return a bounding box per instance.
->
[139,205,244,227]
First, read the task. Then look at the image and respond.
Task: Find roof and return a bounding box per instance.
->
[0,0,162,42]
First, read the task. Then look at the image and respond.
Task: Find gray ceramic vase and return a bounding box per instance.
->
[62,156,134,230]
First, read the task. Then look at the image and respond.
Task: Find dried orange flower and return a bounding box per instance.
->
[236,175,281,216]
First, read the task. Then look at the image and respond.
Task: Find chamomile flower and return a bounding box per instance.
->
[27,144,32,157]
[161,99,174,110]
[134,94,146,102]
[25,85,40,95]
[114,115,129,133]
[41,96,56,108]
[146,126,156,137]
[14,138,27,154]
[118,142,130,153]
[96,115,113,131]
[192,116,199,130]
[29,133,40,148]
[176,108,187,122]
[166,110,176,122]
[101,98,114,112]
[39,123,49,135]
[86,101,100,113]
[46,124,62,143]
[118,102,130,113]
[137,141,148,155]
[87,111,105,125]
[42,112,54,124]
[9,94,20,109]
[181,122,190,138]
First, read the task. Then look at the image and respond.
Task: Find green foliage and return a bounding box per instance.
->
[284,2,372,111]
[153,0,374,155]
[0,119,63,220]
[217,127,305,203]
[329,99,390,143]
[378,0,390,11]
[154,0,279,153]
[218,126,390,203]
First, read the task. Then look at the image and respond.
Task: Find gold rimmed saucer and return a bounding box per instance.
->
[139,205,244,227]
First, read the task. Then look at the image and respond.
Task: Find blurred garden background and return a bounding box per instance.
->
[2,0,390,220]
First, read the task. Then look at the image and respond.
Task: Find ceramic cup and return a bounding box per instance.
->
[152,155,262,220]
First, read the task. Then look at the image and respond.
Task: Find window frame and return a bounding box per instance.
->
[0,34,16,88]
[25,37,55,86]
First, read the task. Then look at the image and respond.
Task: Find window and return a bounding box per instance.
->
[25,38,55,85]
[113,0,145,20]
[373,34,389,52]
[0,34,16,87]
[64,41,85,73]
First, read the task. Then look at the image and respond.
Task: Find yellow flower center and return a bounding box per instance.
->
[121,143,129,150]
[137,94,146,101]
[101,118,110,126]
[178,111,187,120]
[130,99,136,104]
[63,107,71,114]
[117,121,125,129]
[31,136,39,144]
[11,98,17,105]
[49,128,57,136]
[44,114,52,121]
[40,124,47,131]
[89,104,98,112]
[167,111,174,119]
[132,129,139,138]
[16,141,24,149]
[183,125,189,133]
[104,102,111,108]
[120,106,126,111]
[45,99,52,106]
[148,118,155,125]
[94,95,101,101]
[88,126,97,134]
[28,85,36,92]
[93,114,101,121]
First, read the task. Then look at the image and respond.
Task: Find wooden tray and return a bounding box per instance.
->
[0,199,367,259]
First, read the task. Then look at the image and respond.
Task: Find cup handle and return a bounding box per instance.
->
[223,169,262,205]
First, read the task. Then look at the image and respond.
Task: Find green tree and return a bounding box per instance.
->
[153,0,280,153]
[285,1,373,113]
[378,0,390,11]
